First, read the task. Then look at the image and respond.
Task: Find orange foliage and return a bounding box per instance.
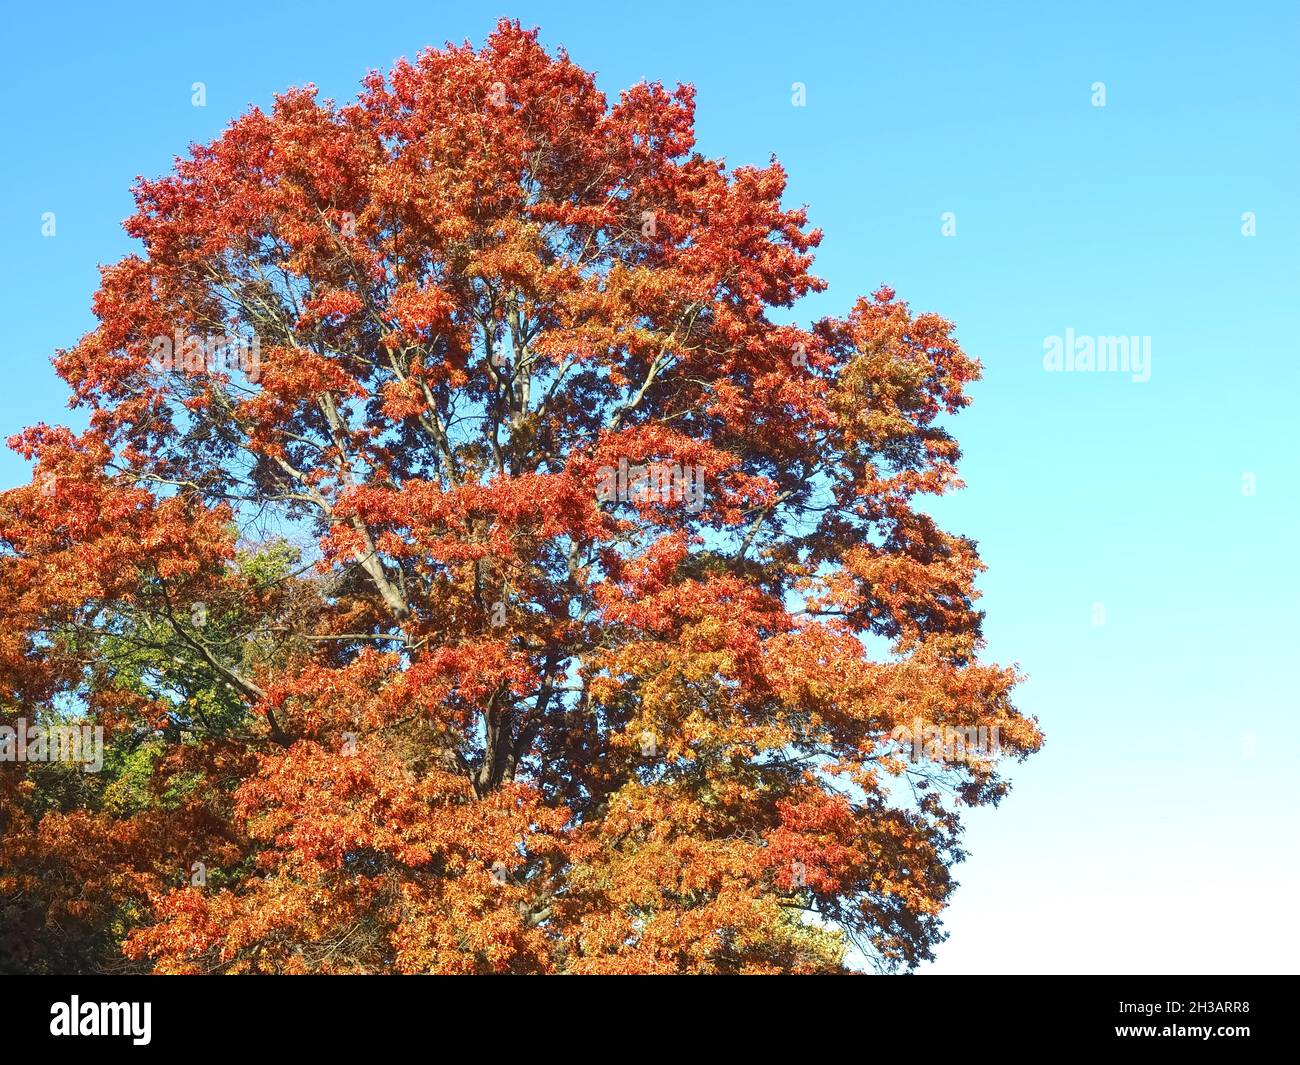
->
[0,21,1040,974]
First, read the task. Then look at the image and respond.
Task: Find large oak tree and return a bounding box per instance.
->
[0,21,1041,974]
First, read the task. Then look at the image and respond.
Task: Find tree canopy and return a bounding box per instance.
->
[0,20,1041,974]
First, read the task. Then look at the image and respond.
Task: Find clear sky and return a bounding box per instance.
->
[2,0,1297,973]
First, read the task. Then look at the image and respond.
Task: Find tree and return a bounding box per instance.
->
[0,20,1042,974]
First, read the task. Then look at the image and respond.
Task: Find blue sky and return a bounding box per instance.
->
[2,1,1297,973]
